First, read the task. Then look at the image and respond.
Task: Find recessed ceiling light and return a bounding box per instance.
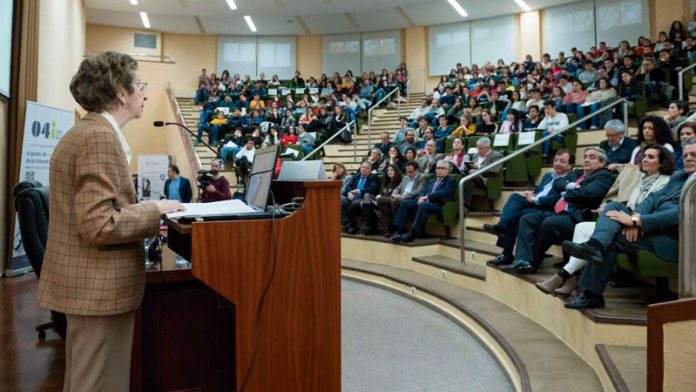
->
[226,0,237,10]
[446,0,468,18]
[244,15,257,32]
[140,11,151,28]
[513,0,532,12]
[130,0,138,5]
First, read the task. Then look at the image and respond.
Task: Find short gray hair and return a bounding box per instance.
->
[684,136,696,148]
[477,137,491,147]
[584,146,608,165]
[604,119,627,134]
[436,159,451,172]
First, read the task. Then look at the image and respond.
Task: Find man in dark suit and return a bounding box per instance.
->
[599,119,637,171]
[164,164,193,203]
[563,139,696,308]
[461,136,504,208]
[391,160,456,242]
[505,147,614,273]
[342,161,380,234]
[485,149,575,265]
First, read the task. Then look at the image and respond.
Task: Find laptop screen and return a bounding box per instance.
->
[245,145,278,210]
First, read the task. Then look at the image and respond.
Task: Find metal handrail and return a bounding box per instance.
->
[678,62,696,101]
[166,83,202,173]
[367,87,401,146]
[457,98,629,264]
[301,120,356,161]
[679,173,696,298]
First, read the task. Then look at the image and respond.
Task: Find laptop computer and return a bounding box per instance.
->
[173,146,285,223]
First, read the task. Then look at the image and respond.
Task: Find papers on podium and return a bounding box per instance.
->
[166,199,255,220]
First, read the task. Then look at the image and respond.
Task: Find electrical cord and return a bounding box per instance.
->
[238,190,279,392]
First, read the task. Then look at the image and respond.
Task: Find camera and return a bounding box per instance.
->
[197,170,214,188]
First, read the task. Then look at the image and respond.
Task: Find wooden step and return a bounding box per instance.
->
[595,344,646,392]
[411,254,486,281]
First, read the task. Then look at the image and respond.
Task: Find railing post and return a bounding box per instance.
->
[679,72,684,102]
[459,183,466,265]
[367,110,372,146]
[623,100,628,128]
[679,175,696,298]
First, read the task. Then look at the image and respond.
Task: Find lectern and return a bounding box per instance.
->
[167,180,341,392]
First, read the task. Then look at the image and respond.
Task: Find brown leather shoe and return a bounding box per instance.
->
[535,274,563,295]
[554,275,578,297]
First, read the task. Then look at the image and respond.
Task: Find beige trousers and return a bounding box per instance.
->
[63,311,136,392]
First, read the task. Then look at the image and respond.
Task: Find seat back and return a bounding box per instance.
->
[13,181,49,277]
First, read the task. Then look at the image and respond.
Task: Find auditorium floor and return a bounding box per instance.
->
[342,278,512,392]
[1,274,513,391]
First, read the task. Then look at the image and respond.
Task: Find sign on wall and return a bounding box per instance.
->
[137,154,169,201]
[8,101,73,275]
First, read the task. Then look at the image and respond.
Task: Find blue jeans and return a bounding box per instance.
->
[576,103,601,129]
[197,124,220,144]
[541,130,565,156]
[219,145,241,162]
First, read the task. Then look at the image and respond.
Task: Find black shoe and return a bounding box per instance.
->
[489,254,513,266]
[384,231,395,238]
[562,241,603,265]
[401,233,415,242]
[391,234,404,242]
[482,224,505,238]
[345,226,359,235]
[565,292,605,309]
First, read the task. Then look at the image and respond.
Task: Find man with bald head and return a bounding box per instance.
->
[391,160,456,242]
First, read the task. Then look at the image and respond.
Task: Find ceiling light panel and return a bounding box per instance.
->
[130,0,138,5]
[226,0,237,10]
[513,0,532,12]
[446,0,468,18]
[140,11,150,28]
[244,15,257,32]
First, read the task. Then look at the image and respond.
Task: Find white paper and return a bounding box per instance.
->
[467,147,478,155]
[295,88,305,95]
[166,199,255,219]
[493,133,510,147]
[518,132,536,146]
[268,88,278,96]
[309,87,319,94]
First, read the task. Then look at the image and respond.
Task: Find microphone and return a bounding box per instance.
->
[153,120,242,187]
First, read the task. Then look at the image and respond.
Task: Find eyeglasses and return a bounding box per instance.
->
[134,82,148,94]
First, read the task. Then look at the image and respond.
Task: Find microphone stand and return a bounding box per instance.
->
[157,122,245,193]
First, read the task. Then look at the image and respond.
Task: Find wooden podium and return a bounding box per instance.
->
[167,180,341,392]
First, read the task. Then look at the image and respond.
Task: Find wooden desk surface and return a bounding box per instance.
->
[145,245,194,284]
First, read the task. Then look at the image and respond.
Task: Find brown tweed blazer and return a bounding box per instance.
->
[37,112,160,316]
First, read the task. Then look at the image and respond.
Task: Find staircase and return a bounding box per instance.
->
[322,92,426,177]
[175,97,239,186]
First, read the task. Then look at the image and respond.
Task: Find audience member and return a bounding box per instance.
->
[164,164,193,203]
[563,138,696,309]
[537,145,675,296]
[390,160,456,242]
[200,159,231,202]
[503,147,613,273]
[341,162,380,233]
[600,119,638,170]
[485,149,575,266]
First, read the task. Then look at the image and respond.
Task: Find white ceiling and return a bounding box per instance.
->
[84,0,581,35]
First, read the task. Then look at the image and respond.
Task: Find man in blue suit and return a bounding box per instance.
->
[391,160,456,242]
[505,147,615,273]
[342,162,381,234]
[485,149,575,265]
[563,139,696,309]
[164,164,193,203]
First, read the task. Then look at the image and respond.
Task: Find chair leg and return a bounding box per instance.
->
[36,321,54,341]
[444,226,452,239]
